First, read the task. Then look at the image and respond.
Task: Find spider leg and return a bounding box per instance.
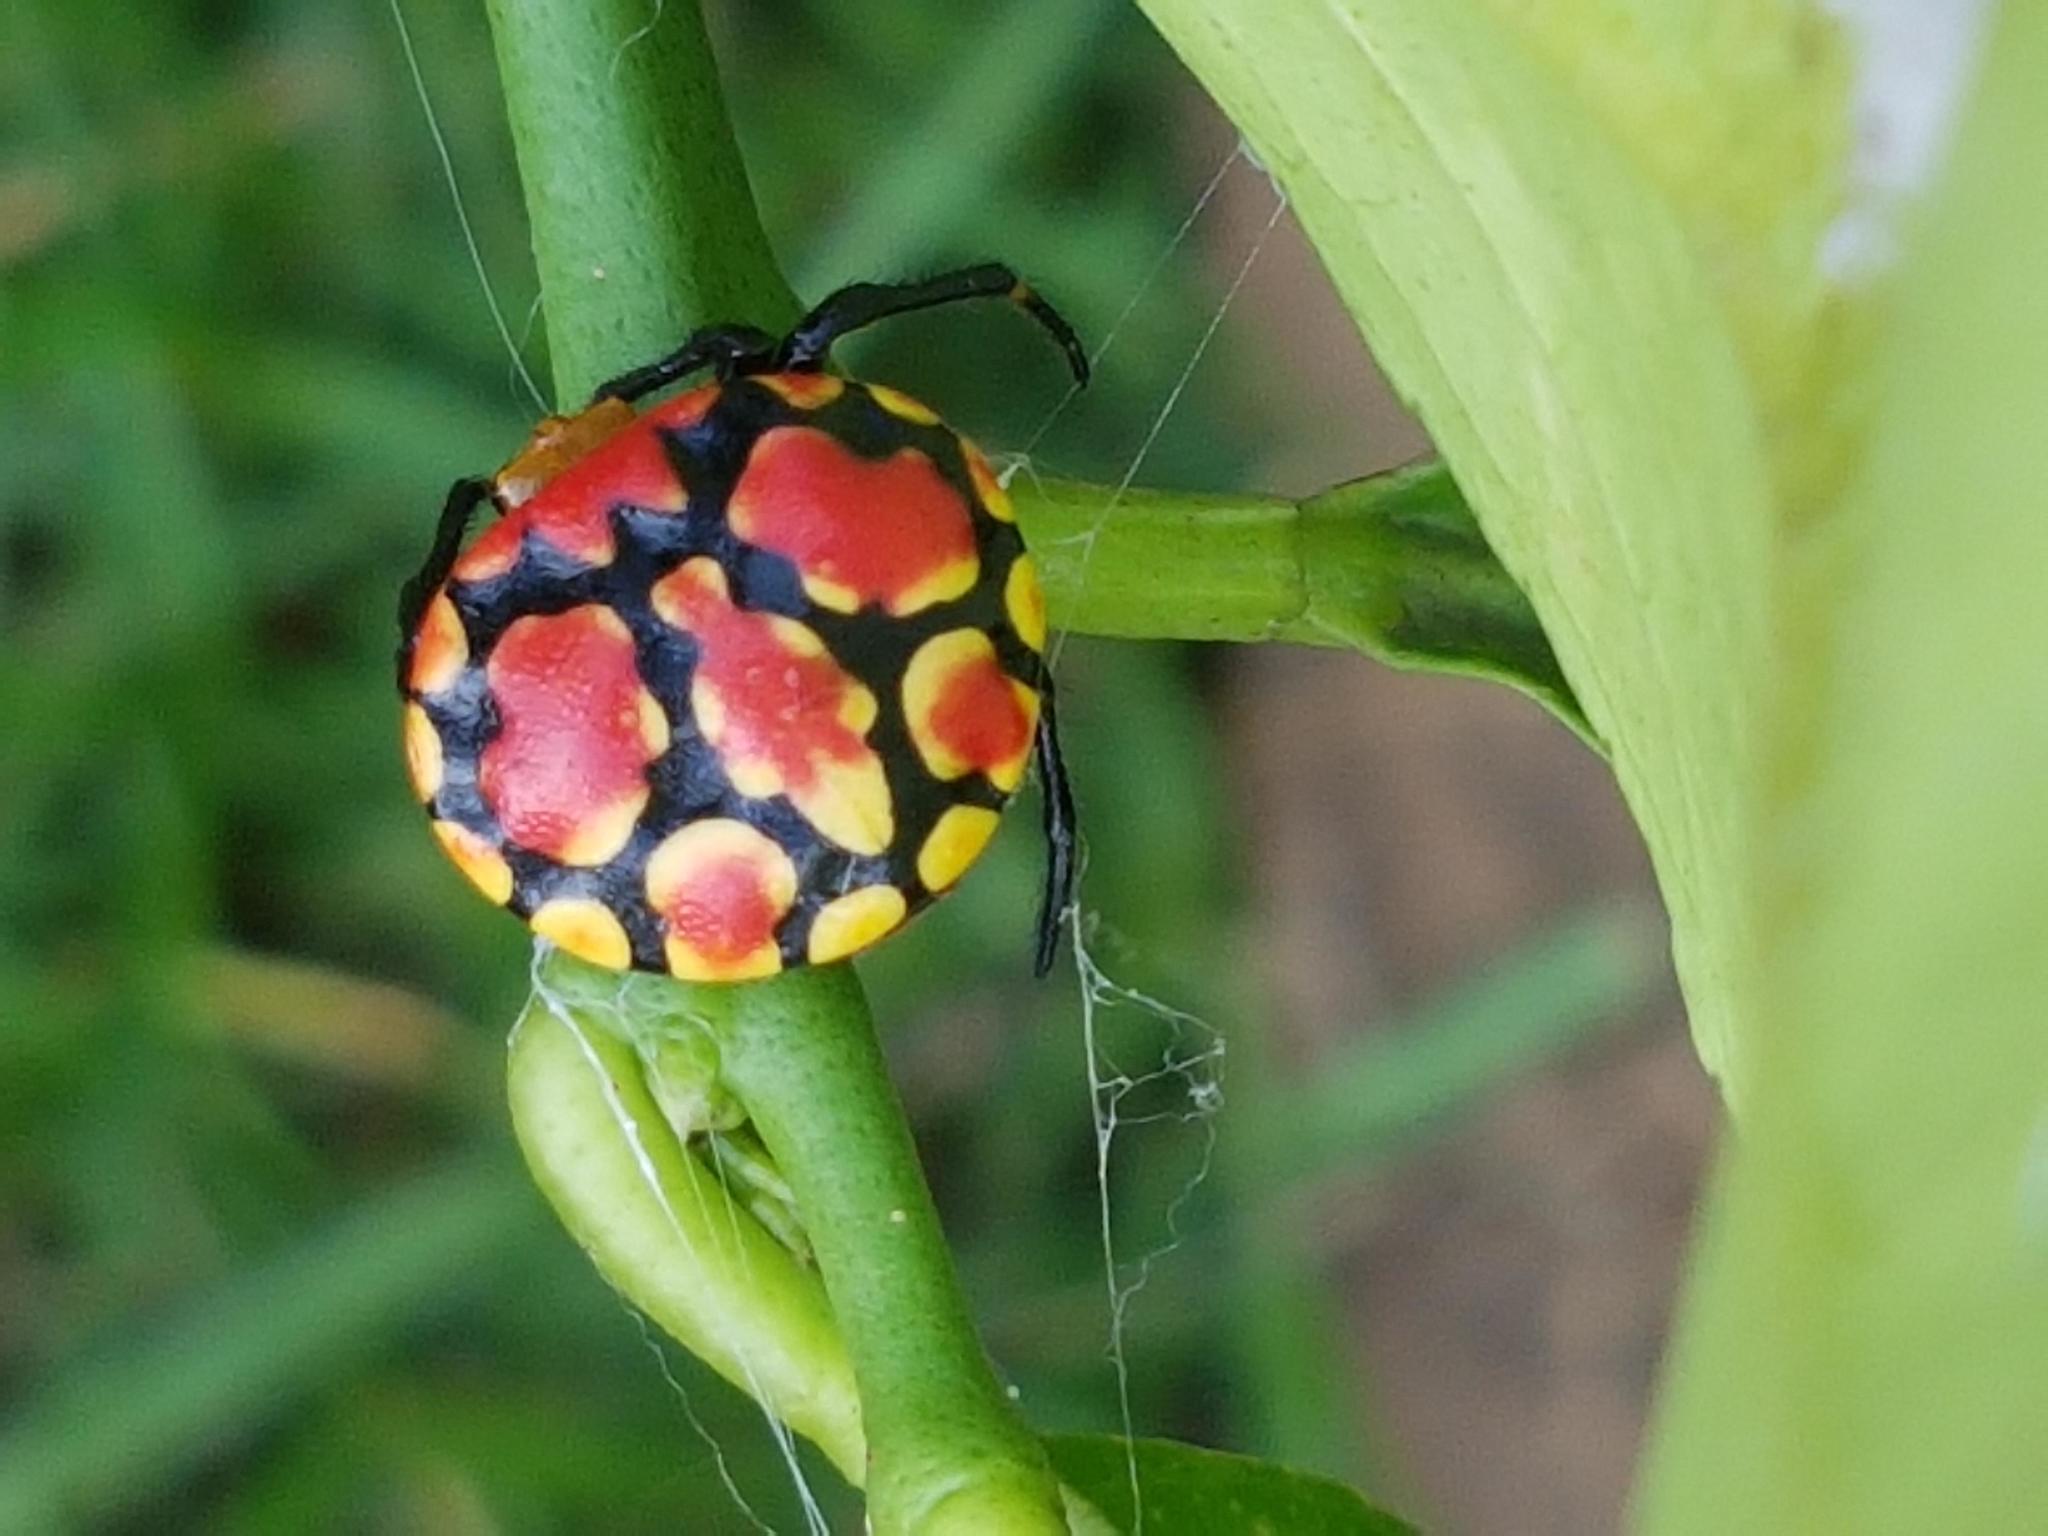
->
[592,324,778,404]
[1033,680,1079,977]
[396,474,493,690]
[776,264,1089,387]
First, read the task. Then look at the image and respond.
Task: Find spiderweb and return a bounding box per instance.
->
[389,0,547,416]
[1007,144,1287,1535]
[1063,901,1227,1536]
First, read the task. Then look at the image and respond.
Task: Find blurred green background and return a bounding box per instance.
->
[0,1,1699,1531]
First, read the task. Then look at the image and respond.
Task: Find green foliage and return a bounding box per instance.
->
[1143,0,2048,1529]
[1137,0,1852,1099]
[0,0,1680,1529]
[0,1161,532,1530]
[1263,904,1660,1185]
[1641,6,2048,1527]
[1047,1435,1416,1534]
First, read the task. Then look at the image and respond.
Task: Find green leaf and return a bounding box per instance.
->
[1134,0,1853,1097]
[1046,1435,1415,1535]
[483,3,1073,1525]
[1639,7,2048,1529]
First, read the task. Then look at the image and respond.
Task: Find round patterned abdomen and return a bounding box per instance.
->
[399,374,1048,978]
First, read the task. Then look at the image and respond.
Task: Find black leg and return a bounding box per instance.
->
[775,264,1089,387]
[396,474,493,689]
[1033,683,1079,977]
[592,324,778,405]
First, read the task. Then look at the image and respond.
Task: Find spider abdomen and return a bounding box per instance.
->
[400,373,1047,979]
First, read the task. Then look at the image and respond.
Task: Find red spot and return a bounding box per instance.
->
[662,854,781,962]
[931,653,1033,772]
[644,819,795,978]
[458,393,709,582]
[480,606,664,864]
[642,384,719,436]
[452,514,523,582]
[728,427,978,614]
[652,560,890,852]
[519,417,689,563]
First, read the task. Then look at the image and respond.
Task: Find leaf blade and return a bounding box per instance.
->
[1046,1434,1416,1535]
[1135,0,1850,1094]
[1641,6,2048,1527]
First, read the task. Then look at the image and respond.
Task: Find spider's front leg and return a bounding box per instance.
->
[396,475,494,689]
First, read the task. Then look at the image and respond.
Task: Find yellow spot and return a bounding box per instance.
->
[839,680,879,734]
[902,630,982,782]
[991,681,1039,792]
[556,789,647,867]
[1004,555,1046,653]
[529,897,632,969]
[402,703,443,801]
[806,762,894,857]
[769,614,826,658]
[917,805,1001,892]
[651,554,723,621]
[697,697,889,852]
[722,756,780,800]
[693,677,727,741]
[408,592,468,694]
[807,885,909,964]
[799,572,863,615]
[667,940,781,983]
[866,383,940,426]
[887,553,980,617]
[637,689,671,756]
[964,442,1014,523]
[757,373,845,409]
[432,820,514,905]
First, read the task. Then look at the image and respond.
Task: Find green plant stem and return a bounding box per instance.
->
[690,967,1070,1534]
[482,3,1069,1527]
[482,0,797,403]
[1015,466,1594,748]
